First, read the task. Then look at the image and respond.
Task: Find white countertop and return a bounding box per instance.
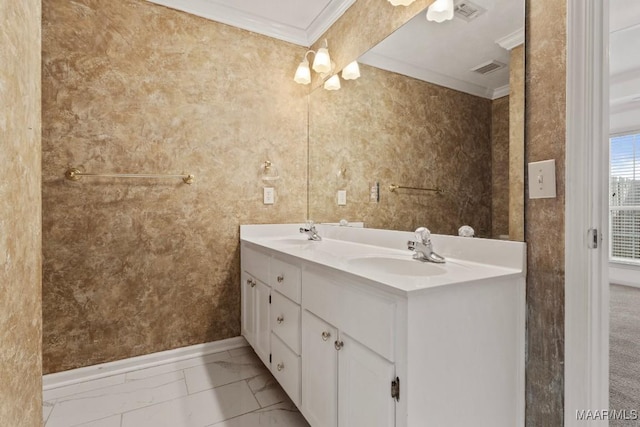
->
[241,224,526,296]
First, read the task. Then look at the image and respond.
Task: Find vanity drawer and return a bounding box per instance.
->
[242,244,270,285]
[303,268,396,362]
[271,333,301,407]
[271,291,301,354]
[270,256,301,303]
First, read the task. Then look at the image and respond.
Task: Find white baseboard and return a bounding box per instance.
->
[43,336,248,391]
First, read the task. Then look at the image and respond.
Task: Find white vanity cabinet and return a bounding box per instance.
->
[240,245,271,367]
[240,224,526,427]
[301,267,397,427]
[301,310,395,427]
[241,242,303,406]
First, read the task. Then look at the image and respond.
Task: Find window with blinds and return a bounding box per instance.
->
[610,132,640,264]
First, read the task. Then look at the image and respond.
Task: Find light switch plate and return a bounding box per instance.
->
[528,159,556,199]
[263,187,274,204]
[337,190,347,205]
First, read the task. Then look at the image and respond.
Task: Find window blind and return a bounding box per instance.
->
[610,133,640,264]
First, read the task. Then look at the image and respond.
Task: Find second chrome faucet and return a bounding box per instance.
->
[407,227,445,263]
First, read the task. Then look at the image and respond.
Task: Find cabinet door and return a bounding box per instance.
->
[254,279,271,367]
[302,310,338,427]
[241,272,256,348]
[338,333,395,427]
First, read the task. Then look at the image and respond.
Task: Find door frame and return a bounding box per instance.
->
[565,0,610,424]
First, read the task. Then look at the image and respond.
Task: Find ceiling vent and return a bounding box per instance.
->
[454,0,487,22]
[471,60,506,75]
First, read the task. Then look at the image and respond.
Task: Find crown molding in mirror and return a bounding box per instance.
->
[496,27,525,51]
[361,52,512,100]
[146,0,355,47]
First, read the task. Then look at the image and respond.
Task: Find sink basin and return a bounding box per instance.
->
[347,256,447,277]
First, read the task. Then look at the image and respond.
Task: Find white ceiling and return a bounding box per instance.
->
[360,0,524,99]
[146,0,354,46]
[609,0,640,133]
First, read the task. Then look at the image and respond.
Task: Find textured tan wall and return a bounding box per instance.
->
[42,0,308,373]
[309,64,492,236]
[509,45,525,241]
[491,96,510,238]
[525,0,566,424]
[0,0,43,424]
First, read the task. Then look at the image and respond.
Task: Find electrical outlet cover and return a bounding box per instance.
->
[263,187,275,204]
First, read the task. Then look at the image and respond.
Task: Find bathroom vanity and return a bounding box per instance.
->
[240,224,526,427]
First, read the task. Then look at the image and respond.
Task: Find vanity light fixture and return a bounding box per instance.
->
[323,74,341,91]
[426,0,454,22]
[388,0,416,5]
[341,61,361,80]
[294,39,332,85]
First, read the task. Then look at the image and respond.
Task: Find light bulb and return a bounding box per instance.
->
[342,61,361,80]
[323,75,341,91]
[312,47,332,73]
[294,58,311,84]
[426,0,454,22]
[388,0,416,5]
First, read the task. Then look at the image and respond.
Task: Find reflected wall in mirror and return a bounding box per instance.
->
[308,0,524,241]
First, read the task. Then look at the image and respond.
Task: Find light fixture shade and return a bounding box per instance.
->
[388,0,416,5]
[342,61,361,80]
[294,59,311,84]
[323,75,341,91]
[312,47,332,73]
[426,0,454,22]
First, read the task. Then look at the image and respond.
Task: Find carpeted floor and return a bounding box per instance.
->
[610,284,640,426]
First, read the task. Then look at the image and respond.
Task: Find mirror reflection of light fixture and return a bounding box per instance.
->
[342,61,361,80]
[426,0,454,22]
[388,0,416,5]
[324,74,341,91]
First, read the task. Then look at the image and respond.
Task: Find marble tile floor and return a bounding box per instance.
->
[43,346,310,427]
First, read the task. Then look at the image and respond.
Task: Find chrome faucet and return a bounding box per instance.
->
[407,227,445,263]
[300,221,322,241]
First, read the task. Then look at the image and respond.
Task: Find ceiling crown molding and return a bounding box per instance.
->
[492,84,510,99]
[146,0,354,47]
[306,0,356,46]
[496,27,524,50]
[360,52,498,100]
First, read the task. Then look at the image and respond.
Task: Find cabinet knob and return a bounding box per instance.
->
[334,340,344,351]
[247,278,256,287]
[321,331,331,341]
[277,362,285,371]
[276,315,284,324]
[277,275,284,283]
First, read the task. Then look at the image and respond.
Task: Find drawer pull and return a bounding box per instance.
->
[277,362,285,371]
[276,315,284,324]
[321,331,331,341]
[334,340,344,351]
[277,275,284,283]
[246,278,256,287]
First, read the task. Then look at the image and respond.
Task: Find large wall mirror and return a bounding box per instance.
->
[308,0,525,241]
